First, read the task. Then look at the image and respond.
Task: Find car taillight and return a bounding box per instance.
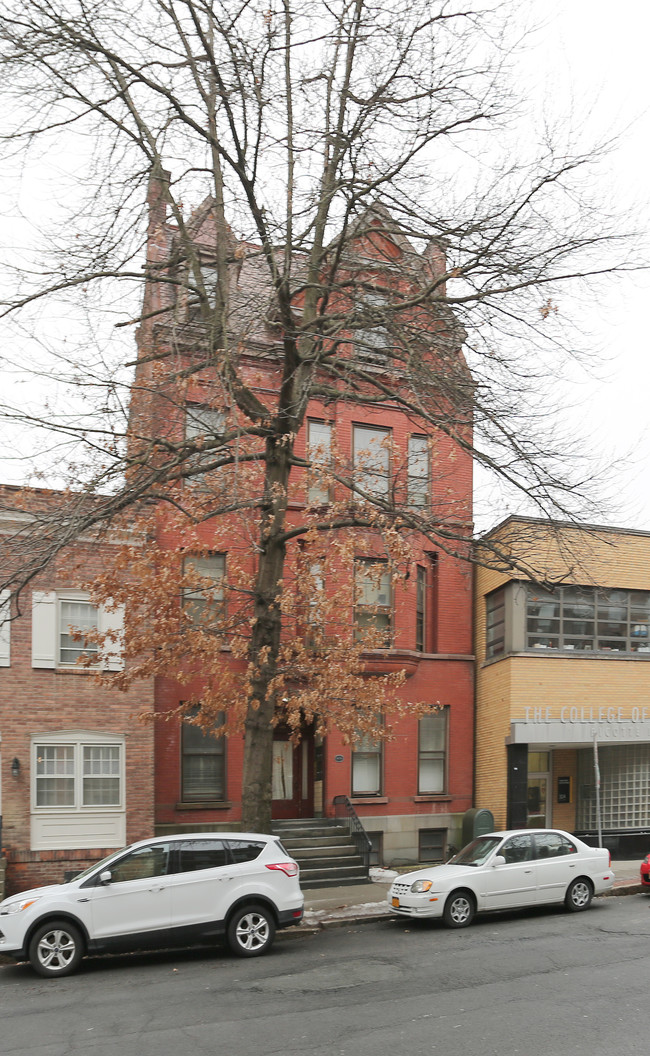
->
[608,851,611,868]
[266,862,299,877]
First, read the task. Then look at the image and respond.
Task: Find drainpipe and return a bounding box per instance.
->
[593,733,603,848]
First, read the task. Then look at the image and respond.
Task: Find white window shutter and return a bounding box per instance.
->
[98,602,125,671]
[32,591,57,668]
[0,590,10,667]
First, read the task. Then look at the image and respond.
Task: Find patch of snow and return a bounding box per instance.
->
[369,867,398,882]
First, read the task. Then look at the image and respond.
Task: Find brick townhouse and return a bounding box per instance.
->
[133,181,476,866]
[0,488,155,896]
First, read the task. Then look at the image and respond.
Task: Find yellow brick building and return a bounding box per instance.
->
[475,517,650,857]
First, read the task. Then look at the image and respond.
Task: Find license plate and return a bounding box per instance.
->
[391,896,400,908]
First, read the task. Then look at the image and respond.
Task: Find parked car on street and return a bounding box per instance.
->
[0,832,304,978]
[640,853,650,889]
[388,828,614,928]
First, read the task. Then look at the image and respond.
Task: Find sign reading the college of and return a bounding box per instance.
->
[522,706,650,724]
[508,705,650,745]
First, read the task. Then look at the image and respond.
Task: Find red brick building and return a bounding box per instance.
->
[0,489,155,895]
[135,185,475,866]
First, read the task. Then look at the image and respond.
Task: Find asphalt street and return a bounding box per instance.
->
[2,893,649,1056]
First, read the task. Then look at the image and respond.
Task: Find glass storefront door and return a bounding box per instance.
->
[527,751,550,827]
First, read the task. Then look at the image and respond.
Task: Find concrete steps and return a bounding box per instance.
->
[273,818,370,889]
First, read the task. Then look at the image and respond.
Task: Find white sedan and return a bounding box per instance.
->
[388,829,614,928]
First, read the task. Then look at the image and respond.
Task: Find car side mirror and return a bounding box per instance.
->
[492,855,506,867]
[99,870,112,885]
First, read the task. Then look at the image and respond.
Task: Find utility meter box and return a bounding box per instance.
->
[462,807,495,846]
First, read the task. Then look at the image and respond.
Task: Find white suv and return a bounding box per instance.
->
[0,832,304,978]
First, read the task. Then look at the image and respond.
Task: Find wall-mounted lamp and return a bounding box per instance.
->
[11,757,20,778]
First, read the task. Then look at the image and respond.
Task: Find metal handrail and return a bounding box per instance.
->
[333,794,372,875]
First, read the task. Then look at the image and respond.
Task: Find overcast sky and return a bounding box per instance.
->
[518,1,650,533]
[1,1,649,533]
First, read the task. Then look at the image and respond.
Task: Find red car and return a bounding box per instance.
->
[641,854,650,889]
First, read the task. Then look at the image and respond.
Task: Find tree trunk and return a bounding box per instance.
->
[240,431,292,832]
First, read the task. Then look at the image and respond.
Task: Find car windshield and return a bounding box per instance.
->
[69,847,129,882]
[448,836,502,866]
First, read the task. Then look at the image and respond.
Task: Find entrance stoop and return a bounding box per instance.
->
[273,818,370,889]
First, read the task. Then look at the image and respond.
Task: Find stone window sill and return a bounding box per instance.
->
[174,801,233,811]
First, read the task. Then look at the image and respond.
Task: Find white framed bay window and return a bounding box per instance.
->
[31,731,126,851]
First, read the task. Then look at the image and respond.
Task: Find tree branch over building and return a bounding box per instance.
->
[0,0,640,829]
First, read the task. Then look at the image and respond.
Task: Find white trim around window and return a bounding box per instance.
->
[0,589,10,667]
[30,730,126,851]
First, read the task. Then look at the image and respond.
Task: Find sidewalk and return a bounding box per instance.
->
[298,859,646,932]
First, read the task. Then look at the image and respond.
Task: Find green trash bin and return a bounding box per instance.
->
[462,807,495,847]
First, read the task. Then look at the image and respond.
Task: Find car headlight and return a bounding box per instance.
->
[410,879,433,893]
[0,897,41,916]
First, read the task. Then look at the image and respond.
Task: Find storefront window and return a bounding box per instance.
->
[577,744,650,830]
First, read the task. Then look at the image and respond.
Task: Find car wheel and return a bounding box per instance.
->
[443,890,475,928]
[28,919,84,978]
[565,878,593,912]
[227,904,276,957]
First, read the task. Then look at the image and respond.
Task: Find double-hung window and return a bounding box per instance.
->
[181,708,226,802]
[407,436,430,509]
[189,263,220,315]
[352,731,383,796]
[306,420,332,504]
[0,589,10,667]
[185,403,224,481]
[354,558,392,647]
[183,554,225,626]
[304,560,325,647]
[418,709,447,794]
[353,425,390,500]
[355,292,391,366]
[416,565,427,652]
[59,599,99,665]
[32,591,124,670]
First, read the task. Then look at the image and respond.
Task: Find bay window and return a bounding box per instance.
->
[31,732,126,851]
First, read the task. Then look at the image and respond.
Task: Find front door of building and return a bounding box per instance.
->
[271,726,314,819]
[527,751,550,827]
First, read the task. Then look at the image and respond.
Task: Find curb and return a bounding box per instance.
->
[607,880,644,897]
[293,882,648,930]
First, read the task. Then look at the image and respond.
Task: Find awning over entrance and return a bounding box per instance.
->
[508,720,650,747]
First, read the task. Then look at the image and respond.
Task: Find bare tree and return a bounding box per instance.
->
[0,0,639,829]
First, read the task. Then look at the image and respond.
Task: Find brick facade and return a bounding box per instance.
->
[475,517,650,855]
[0,491,155,896]
[136,192,476,864]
